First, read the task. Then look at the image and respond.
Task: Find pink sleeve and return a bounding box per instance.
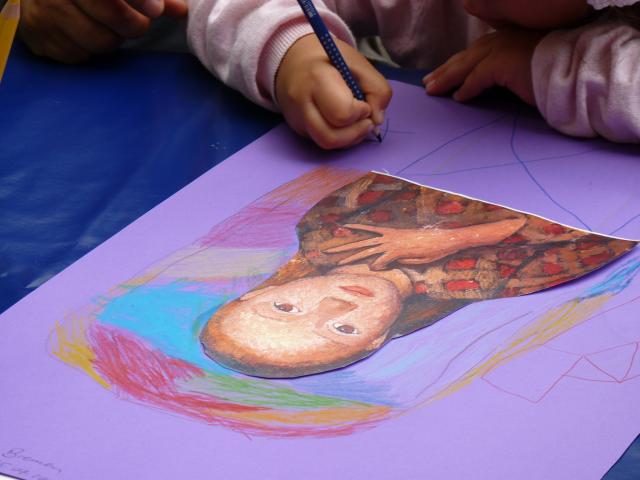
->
[186,0,355,111]
[532,20,640,143]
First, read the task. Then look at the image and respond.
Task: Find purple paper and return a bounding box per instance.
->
[1,81,639,480]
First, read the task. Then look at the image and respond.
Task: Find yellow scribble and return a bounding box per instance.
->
[427,294,611,404]
[51,316,110,389]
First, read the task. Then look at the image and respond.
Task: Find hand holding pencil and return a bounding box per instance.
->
[275,24,391,150]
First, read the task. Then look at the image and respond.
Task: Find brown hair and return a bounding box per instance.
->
[257,252,318,288]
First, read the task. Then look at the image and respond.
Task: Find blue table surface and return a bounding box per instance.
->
[0,41,638,479]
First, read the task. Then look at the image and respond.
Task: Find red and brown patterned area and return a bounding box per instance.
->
[297,172,636,301]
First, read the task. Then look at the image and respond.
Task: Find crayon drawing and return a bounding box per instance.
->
[50,167,638,437]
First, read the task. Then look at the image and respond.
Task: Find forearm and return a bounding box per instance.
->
[532,19,640,143]
[185,0,355,110]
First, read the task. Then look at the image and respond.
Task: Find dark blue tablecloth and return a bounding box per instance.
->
[0,41,637,479]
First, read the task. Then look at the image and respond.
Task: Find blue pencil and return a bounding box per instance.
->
[295,0,382,142]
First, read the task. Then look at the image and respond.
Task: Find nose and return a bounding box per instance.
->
[313,297,356,327]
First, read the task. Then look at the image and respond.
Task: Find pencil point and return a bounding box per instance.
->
[373,125,382,143]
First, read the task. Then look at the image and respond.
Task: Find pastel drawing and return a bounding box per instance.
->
[50,167,638,437]
[200,171,637,378]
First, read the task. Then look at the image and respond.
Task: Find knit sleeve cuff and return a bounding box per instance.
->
[257,12,356,110]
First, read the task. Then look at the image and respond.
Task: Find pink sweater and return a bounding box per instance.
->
[186,0,640,143]
[533,17,640,142]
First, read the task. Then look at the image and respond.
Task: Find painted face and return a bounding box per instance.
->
[463,0,592,29]
[202,273,403,377]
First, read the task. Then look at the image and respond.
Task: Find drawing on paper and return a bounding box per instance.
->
[201,171,635,377]
[50,167,638,437]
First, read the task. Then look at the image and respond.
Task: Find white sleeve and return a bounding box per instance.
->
[186,0,355,111]
[587,0,639,9]
[532,20,640,143]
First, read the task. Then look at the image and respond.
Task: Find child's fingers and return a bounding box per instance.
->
[422,51,471,93]
[312,69,372,128]
[37,30,92,64]
[423,60,468,96]
[163,0,189,17]
[422,66,445,95]
[303,103,374,150]
[424,45,491,96]
[74,0,150,38]
[124,0,164,18]
[59,3,122,54]
[365,80,392,126]
[452,60,496,102]
[358,69,392,126]
[347,52,392,125]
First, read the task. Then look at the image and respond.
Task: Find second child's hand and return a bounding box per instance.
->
[19,0,188,64]
[424,29,544,105]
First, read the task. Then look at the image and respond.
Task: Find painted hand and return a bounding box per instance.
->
[275,34,392,150]
[423,28,544,106]
[19,0,188,63]
[324,217,526,270]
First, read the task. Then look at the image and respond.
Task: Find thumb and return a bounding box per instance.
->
[125,0,187,18]
[364,74,392,126]
[125,0,164,18]
[336,38,392,126]
[164,0,188,17]
[350,58,392,126]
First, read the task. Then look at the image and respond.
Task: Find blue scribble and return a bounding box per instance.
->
[582,254,640,299]
[98,282,232,372]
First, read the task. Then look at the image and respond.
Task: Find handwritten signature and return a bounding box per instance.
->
[1,448,62,475]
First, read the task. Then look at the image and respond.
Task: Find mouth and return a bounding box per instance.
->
[339,285,374,297]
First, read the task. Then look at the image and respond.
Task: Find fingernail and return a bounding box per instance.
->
[422,73,432,84]
[142,0,164,17]
[426,80,436,92]
[375,109,385,125]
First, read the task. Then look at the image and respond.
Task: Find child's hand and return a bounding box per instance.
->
[275,34,392,150]
[424,29,544,106]
[20,0,188,64]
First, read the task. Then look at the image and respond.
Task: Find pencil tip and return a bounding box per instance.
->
[376,133,382,143]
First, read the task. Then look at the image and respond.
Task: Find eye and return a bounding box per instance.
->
[273,302,301,313]
[333,323,360,335]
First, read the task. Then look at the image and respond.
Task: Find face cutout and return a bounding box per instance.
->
[202,273,403,377]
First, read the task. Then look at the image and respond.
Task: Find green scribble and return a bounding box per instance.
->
[182,372,368,410]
